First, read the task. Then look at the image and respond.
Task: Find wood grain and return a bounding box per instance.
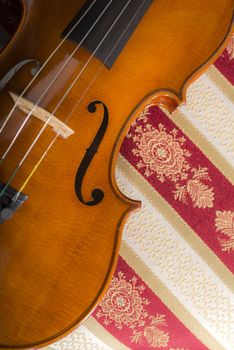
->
[0,0,233,348]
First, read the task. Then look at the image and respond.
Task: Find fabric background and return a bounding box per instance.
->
[45,34,234,350]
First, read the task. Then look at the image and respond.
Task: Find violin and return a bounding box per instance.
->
[0,0,233,348]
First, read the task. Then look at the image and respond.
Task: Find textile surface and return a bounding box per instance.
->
[46,35,234,350]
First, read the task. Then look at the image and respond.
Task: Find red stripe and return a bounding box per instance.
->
[93,256,208,349]
[214,37,234,84]
[120,106,234,273]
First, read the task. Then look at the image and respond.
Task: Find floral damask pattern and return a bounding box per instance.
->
[127,109,214,208]
[227,34,234,60]
[97,272,148,329]
[130,123,191,183]
[173,166,214,208]
[215,211,234,253]
[96,272,169,348]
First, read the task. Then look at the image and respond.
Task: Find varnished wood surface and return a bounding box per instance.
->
[0,0,233,348]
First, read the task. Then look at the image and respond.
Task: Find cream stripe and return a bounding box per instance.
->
[47,325,113,350]
[177,74,234,166]
[167,107,234,184]
[85,317,130,350]
[178,104,234,167]
[116,156,234,349]
[207,65,234,103]
[203,74,234,112]
[117,155,234,292]
[120,241,227,350]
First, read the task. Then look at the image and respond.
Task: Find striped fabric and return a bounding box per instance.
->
[47,34,234,350]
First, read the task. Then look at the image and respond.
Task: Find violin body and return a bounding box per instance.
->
[0,0,233,348]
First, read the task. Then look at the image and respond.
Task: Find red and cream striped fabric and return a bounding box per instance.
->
[47,34,234,350]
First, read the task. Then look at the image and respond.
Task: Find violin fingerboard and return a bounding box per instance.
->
[62,0,153,69]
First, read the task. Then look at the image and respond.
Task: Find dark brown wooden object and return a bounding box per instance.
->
[0,0,233,348]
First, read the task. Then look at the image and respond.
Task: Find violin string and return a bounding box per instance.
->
[0,0,132,198]
[0,0,97,136]
[0,0,114,161]
[14,0,147,202]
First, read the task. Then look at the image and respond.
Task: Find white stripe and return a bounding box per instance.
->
[178,73,234,166]
[116,159,234,349]
[48,325,113,350]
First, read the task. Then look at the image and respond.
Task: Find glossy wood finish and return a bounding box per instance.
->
[0,0,22,52]
[0,0,233,348]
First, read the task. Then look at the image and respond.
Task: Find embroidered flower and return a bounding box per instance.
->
[173,166,214,208]
[144,327,169,348]
[143,315,169,348]
[96,271,169,348]
[128,109,214,208]
[186,178,214,208]
[215,211,234,253]
[132,123,191,183]
[96,272,148,329]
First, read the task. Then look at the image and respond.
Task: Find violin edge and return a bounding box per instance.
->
[109,10,234,205]
[0,0,28,64]
[0,3,233,349]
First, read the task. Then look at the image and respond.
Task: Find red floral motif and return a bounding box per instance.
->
[215,211,234,253]
[96,271,169,348]
[173,166,214,208]
[96,272,148,329]
[143,316,169,347]
[129,121,191,183]
[128,109,214,208]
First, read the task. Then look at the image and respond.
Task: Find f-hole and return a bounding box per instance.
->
[75,100,109,206]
